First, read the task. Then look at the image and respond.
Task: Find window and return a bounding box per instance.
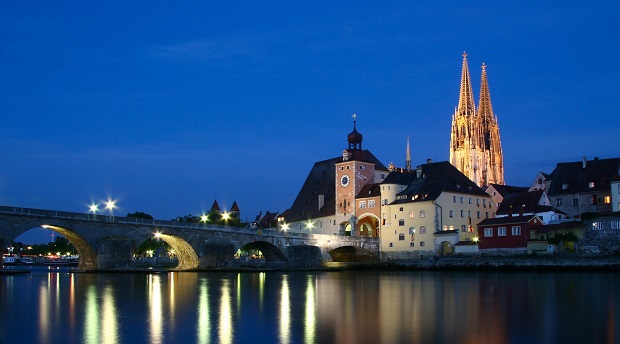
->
[389,243,393,247]
[382,199,388,205]
[592,222,603,230]
[498,227,507,236]
[604,196,611,204]
[359,201,366,209]
[468,210,471,218]
[562,183,568,190]
[483,199,487,207]
[399,207,404,211]
[484,228,493,237]
[611,221,620,230]
[398,233,405,241]
[556,199,562,206]
[589,182,595,189]
[339,166,344,171]
[347,165,351,169]
[476,199,480,206]
[398,219,405,226]
[449,210,454,218]
[477,211,480,219]
[460,210,464,217]
[410,242,415,247]
[360,165,366,170]
[453,196,456,203]
[572,198,579,206]
[420,241,425,247]
[512,226,521,235]
[369,200,376,208]
[461,225,467,232]
[409,227,415,234]
[420,226,426,234]
[420,210,426,218]
[592,194,598,205]
[460,197,464,203]
[409,211,415,219]
[468,198,472,204]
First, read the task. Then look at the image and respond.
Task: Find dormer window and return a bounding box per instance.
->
[562,183,569,190]
[456,184,461,189]
[589,182,595,189]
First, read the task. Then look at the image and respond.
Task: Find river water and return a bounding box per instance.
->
[0,266,617,344]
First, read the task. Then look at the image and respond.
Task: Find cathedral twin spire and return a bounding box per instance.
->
[450,53,504,187]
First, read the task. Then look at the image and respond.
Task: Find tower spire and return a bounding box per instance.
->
[405,135,411,171]
[478,63,504,185]
[457,52,476,118]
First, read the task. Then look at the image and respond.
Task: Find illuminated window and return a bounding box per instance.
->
[512,226,521,235]
[409,211,414,219]
[484,228,493,237]
[409,227,415,234]
[604,196,611,204]
[498,227,507,236]
[592,222,603,230]
[589,182,595,188]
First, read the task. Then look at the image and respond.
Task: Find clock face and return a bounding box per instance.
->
[340,174,350,187]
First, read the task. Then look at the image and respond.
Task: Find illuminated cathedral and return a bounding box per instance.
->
[450,52,504,188]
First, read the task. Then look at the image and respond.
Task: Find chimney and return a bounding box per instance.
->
[426,158,432,164]
[582,157,587,168]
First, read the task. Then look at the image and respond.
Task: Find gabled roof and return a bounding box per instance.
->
[210,200,220,211]
[357,183,381,199]
[487,183,528,197]
[478,215,542,226]
[389,161,487,204]
[496,190,546,215]
[547,157,620,195]
[230,201,240,212]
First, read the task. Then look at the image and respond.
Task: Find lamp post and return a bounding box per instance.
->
[105,200,116,222]
[89,203,98,220]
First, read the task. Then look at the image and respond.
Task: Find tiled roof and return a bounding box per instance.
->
[389,161,487,204]
[487,183,528,196]
[357,183,381,199]
[547,157,620,195]
[477,215,540,226]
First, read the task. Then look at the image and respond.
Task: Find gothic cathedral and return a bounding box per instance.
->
[450,52,504,188]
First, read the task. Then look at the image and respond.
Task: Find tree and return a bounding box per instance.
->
[127,211,154,219]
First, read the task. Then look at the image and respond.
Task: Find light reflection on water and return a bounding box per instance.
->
[1,267,619,344]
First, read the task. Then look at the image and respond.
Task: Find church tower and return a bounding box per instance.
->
[450,52,504,187]
[478,63,504,185]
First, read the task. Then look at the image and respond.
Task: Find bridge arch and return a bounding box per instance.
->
[41,225,97,270]
[153,233,199,270]
[328,245,379,263]
[241,241,287,262]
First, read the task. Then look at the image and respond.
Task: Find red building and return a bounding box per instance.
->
[477,215,543,252]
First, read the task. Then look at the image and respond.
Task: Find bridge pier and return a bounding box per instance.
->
[96,238,134,269]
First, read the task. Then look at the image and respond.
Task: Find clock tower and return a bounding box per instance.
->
[335,115,377,236]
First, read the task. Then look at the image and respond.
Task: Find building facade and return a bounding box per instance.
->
[477,215,543,254]
[450,53,504,188]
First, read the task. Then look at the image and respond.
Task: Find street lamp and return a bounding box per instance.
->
[89,203,99,220]
[105,199,116,221]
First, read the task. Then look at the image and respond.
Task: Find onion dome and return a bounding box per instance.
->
[347,114,363,150]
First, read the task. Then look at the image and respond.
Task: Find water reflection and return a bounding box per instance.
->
[279,275,290,344]
[1,268,619,344]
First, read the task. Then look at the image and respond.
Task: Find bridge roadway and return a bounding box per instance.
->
[0,205,379,270]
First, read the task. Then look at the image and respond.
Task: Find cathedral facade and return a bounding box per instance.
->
[450,53,504,188]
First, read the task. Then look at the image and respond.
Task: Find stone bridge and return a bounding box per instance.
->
[0,206,379,271]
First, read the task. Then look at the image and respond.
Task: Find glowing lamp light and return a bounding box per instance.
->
[306,221,314,229]
[222,212,231,220]
[105,200,116,212]
[154,233,162,239]
[473,237,479,243]
[89,203,99,213]
[201,214,208,223]
[281,223,290,231]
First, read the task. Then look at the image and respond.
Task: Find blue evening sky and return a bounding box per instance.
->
[1,2,618,243]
